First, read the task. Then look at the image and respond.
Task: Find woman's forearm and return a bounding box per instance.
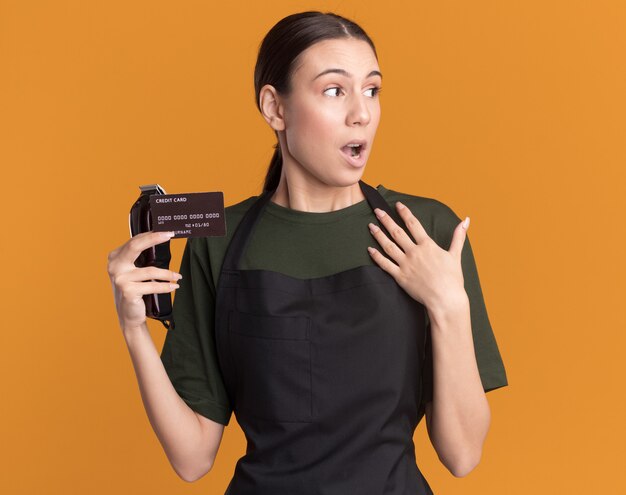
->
[122,323,214,481]
[426,293,491,477]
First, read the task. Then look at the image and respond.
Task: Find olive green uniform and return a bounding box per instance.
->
[161,184,508,426]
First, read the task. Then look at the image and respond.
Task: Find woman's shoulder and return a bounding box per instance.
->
[205,194,258,245]
[225,194,258,221]
[185,194,257,252]
[181,194,260,287]
[380,184,461,221]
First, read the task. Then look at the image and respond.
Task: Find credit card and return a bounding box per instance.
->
[149,191,226,238]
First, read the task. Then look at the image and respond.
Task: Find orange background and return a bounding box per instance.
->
[2,0,624,493]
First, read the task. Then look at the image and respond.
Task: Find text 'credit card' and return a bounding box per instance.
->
[149,191,226,238]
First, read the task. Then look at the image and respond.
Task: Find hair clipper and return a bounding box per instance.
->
[128,184,174,330]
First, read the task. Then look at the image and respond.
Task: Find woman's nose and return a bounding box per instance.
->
[346,96,371,126]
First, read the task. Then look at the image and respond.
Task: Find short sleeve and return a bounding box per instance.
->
[160,237,233,426]
[419,202,508,407]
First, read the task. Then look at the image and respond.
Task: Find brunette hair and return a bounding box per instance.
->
[254,11,378,192]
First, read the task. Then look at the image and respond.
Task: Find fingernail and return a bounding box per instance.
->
[170,283,180,289]
[374,208,386,218]
[161,231,176,238]
[368,222,380,233]
[174,273,183,280]
[396,201,405,209]
[462,217,470,230]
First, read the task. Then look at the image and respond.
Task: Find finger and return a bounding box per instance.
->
[107,231,167,268]
[108,246,121,260]
[368,221,406,263]
[129,280,180,297]
[372,207,414,254]
[367,246,402,279]
[122,231,176,265]
[449,217,470,259]
[394,202,431,244]
[125,266,183,283]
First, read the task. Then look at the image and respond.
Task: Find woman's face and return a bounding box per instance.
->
[271,38,382,187]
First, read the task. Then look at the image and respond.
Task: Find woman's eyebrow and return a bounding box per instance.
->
[312,68,383,81]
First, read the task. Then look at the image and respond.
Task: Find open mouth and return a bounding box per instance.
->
[342,144,363,159]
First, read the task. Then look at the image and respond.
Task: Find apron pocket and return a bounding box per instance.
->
[227,310,313,423]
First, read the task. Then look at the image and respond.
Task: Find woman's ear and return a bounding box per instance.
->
[259,84,286,131]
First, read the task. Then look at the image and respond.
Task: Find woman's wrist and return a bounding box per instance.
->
[122,320,151,345]
[426,290,470,331]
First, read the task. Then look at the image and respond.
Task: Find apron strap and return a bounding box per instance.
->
[221,187,275,272]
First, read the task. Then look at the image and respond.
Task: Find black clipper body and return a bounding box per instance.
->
[128,184,174,329]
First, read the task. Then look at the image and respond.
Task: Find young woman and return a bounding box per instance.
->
[107,11,508,494]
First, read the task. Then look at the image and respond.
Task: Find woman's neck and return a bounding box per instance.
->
[270,177,366,213]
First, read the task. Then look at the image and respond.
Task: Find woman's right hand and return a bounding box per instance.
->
[107,230,182,332]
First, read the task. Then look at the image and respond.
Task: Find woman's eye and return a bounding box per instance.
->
[323,86,383,98]
[323,87,343,97]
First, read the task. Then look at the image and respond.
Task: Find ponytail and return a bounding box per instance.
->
[262,141,282,193]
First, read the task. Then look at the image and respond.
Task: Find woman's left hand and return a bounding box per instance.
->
[367,202,469,311]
